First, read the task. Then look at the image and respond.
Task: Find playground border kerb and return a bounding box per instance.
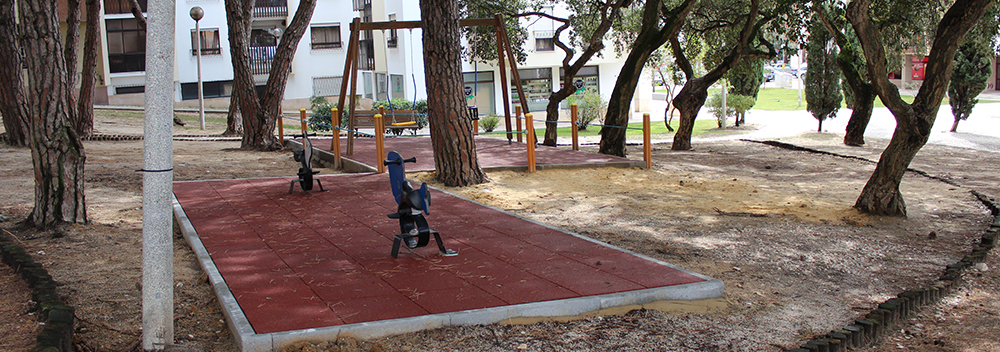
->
[172,175,723,352]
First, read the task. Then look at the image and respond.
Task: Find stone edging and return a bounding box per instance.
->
[744,139,999,352]
[0,232,75,352]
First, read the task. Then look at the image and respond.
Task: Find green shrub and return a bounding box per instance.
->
[706,92,755,127]
[479,115,501,132]
[373,98,429,129]
[566,89,607,131]
[307,96,340,132]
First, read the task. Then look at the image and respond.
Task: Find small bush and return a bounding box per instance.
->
[566,89,607,131]
[374,98,429,129]
[479,115,501,132]
[307,96,340,132]
[706,92,755,127]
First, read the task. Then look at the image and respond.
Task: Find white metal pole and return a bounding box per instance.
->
[721,79,727,129]
[192,7,205,129]
[143,0,175,349]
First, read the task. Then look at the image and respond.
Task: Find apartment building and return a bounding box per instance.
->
[95,0,648,116]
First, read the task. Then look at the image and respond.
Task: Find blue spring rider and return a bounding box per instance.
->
[384,151,458,258]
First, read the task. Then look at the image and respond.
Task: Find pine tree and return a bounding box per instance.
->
[805,16,842,132]
[948,42,991,132]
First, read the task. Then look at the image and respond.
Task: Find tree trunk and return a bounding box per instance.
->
[853,124,929,216]
[598,0,695,156]
[223,95,244,137]
[227,0,314,150]
[0,0,28,147]
[670,79,710,150]
[842,82,874,146]
[818,118,824,132]
[950,118,960,132]
[74,0,100,136]
[847,0,991,216]
[19,0,87,226]
[542,87,574,146]
[421,0,486,187]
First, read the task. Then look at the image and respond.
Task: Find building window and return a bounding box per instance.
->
[106,18,146,73]
[313,76,344,97]
[311,24,342,49]
[115,85,145,95]
[191,28,221,55]
[535,37,554,52]
[180,80,233,100]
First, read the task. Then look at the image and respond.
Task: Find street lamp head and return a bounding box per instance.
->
[190,7,204,21]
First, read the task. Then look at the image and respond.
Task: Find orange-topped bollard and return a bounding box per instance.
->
[643,113,651,169]
[515,105,523,143]
[525,113,536,173]
[300,109,308,135]
[331,108,341,168]
[570,103,579,151]
[277,112,285,144]
[375,113,385,173]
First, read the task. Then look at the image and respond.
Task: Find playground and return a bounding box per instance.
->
[1,110,998,351]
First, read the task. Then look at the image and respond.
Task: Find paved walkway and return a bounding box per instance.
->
[174,173,721,351]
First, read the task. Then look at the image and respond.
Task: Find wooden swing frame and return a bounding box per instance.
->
[337,14,531,154]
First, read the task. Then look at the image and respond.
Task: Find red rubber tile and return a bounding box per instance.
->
[330,293,429,325]
[245,300,343,334]
[411,284,507,314]
[520,259,646,296]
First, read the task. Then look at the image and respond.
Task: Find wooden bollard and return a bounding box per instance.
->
[299,109,307,135]
[525,113,536,172]
[375,113,385,173]
[515,105,523,143]
[277,110,285,144]
[331,108,341,168]
[643,113,651,169]
[570,103,579,151]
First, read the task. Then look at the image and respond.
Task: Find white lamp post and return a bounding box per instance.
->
[190,7,205,130]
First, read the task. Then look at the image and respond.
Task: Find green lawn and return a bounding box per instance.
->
[670,87,999,111]
[481,119,740,140]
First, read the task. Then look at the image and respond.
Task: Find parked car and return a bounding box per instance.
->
[763,67,776,82]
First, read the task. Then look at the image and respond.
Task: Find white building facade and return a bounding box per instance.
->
[100,0,650,115]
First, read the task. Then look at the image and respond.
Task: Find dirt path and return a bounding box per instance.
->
[1,112,997,351]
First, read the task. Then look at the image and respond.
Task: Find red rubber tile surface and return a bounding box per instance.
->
[174,173,704,334]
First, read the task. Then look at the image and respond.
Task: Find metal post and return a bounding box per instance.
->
[190,7,205,130]
[143,0,175,349]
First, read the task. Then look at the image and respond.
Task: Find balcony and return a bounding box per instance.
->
[104,0,147,14]
[253,0,287,19]
[249,46,276,75]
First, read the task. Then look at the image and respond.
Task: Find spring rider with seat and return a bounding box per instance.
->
[384,151,458,258]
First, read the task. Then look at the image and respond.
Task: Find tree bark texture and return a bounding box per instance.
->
[223,95,244,136]
[668,78,710,151]
[0,0,28,147]
[842,80,874,146]
[598,0,696,156]
[847,0,993,216]
[19,0,88,226]
[74,0,101,136]
[421,0,486,187]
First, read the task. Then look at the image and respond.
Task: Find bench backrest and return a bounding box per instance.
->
[351,110,420,128]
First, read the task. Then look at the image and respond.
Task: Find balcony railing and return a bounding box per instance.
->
[105,0,147,14]
[358,38,375,71]
[249,46,276,75]
[253,0,288,18]
[109,53,145,73]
